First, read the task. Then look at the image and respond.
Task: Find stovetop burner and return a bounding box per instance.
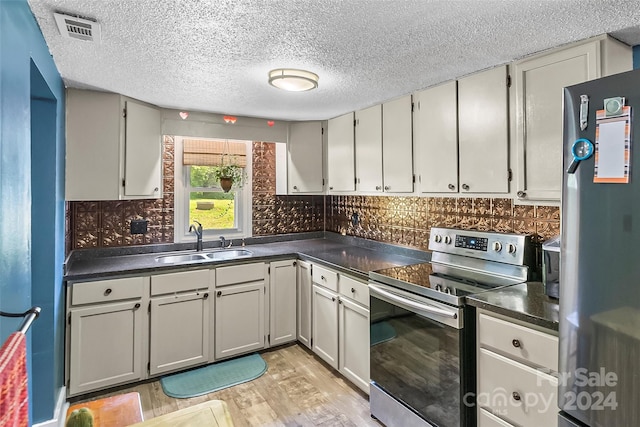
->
[369,227,535,306]
[370,262,521,306]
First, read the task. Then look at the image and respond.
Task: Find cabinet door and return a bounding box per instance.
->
[297,260,313,349]
[382,95,414,193]
[68,300,144,395]
[288,121,324,193]
[269,260,297,347]
[458,65,509,193]
[65,89,121,200]
[124,100,162,198]
[312,284,339,369]
[215,282,265,359]
[355,105,383,192]
[513,43,598,202]
[414,81,459,193]
[327,113,355,192]
[149,292,210,375]
[338,297,370,393]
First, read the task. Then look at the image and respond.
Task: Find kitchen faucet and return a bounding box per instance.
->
[220,236,232,248]
[189,221,203,251]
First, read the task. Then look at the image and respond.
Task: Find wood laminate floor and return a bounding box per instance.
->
[85,344,381,427]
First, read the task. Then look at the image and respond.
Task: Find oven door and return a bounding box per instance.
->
[369,282,470,427]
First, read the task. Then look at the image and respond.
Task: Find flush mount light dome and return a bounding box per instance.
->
[268,68,319,92]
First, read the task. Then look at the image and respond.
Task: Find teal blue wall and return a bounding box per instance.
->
[0,0,65,423]
[633,45,640,69]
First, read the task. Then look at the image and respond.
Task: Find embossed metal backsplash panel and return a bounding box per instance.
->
[66,139,558,253]
[66,140,324,252]
[66,136,176,251]
[252,142,324,236]
[326,196,560,251]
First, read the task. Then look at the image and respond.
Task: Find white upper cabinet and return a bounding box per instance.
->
[458,65,510,194]
[287,121,324,194]
[414,81,458,193]
[66,88,162,201]
[124,101,163,198]
[327,112,355,192]
[382,95,414,193]
[512,36,631,203]
[355,105,384,193]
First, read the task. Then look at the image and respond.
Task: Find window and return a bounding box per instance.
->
[174,137,252,242]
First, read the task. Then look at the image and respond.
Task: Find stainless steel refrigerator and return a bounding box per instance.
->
[560,68,640,427]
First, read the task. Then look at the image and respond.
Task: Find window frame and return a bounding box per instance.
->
[174,136,253,243]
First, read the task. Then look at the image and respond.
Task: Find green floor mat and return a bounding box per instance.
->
[371,321,397,346]
[161,353,267,398]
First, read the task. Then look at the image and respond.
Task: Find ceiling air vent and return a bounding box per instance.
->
[53,12,100,42]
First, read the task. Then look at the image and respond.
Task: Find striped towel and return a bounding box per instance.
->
[0,332,28,427]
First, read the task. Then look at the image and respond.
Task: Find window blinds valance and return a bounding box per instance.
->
[183,139,247,167]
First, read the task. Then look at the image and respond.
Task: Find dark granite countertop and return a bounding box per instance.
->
[466,282,559,331]
[64,233,430,282]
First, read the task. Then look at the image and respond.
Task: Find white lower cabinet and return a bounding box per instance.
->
[148,270,212,376]
[66,276,148,396]
[477,310,559,427]
[269,259,297,347]
[338,296,370,393]
[312,266,370,394]
[297,260,313,349]
[215,263,266,359]
[312,284,340,368]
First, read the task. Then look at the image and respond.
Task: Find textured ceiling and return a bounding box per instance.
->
[26,0,640,121]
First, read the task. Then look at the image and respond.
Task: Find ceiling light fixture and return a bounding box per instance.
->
[268,68,319,92]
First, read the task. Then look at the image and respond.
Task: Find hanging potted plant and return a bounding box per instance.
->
[213,161,244,193]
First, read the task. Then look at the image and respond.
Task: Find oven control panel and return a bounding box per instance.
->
[429,227,533,266]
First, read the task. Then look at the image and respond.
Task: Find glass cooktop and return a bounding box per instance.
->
[370,262,523,306]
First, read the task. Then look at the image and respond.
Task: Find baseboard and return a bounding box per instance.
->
[33,386,68,427]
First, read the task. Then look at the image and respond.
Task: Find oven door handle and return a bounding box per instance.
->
[369,283,458,320]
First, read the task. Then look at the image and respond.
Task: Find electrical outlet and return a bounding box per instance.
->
[130,219,148,234]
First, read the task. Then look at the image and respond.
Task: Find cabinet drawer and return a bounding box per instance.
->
[339,275,369,307]
[151,269,211,295]
[216,262,265,287]
[71,277,145,305]
[312,264,338,292]
[478,408,514,427]
[478,312,558,371]
[478,348,558,427]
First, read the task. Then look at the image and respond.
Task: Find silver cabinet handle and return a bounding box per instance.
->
[448,184,455,190]
[512,339,521,348]
[462,184,469,190]
[517,191,526,198]
[329,187,333,190]
[384,186,390,191]
[375,186,382,191]
[154,187,159,192]
[293,185,298,190]
[512,391,522,401]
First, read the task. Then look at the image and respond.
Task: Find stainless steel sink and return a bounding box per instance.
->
[155,253,209,264]
[155,249,253,264]
[204,249,252,260]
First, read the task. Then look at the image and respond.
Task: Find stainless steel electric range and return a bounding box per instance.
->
[369,227,535,427]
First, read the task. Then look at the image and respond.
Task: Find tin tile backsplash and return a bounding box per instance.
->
[326,196,559,251]
[67,139,559,253]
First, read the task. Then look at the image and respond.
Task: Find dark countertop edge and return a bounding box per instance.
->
[466,293,559,332]
[64,231,325,264]
[64,252,299,282]
[64,234,429,283]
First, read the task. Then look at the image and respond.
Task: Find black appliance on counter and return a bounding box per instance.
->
[368,227,534,427]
